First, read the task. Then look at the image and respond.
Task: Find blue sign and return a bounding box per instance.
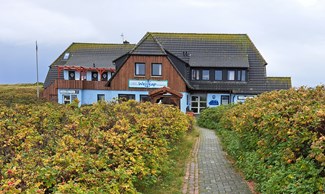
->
[129,79,168,88]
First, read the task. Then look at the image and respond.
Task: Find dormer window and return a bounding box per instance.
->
[227,70,235,81]
[68,71,75,80]
[202,70,210,80]
[215,70,223,81]
[63,52,70,60]
[191,69,200,80]
[92,72,98,81]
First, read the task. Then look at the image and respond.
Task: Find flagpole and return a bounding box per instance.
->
[36,41,40,99]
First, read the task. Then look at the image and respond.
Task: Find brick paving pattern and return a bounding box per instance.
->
[197,127,251,194]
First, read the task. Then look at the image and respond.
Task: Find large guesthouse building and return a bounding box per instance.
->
[43,32,291,114]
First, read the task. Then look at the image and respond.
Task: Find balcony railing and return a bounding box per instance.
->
[56,80,109,90]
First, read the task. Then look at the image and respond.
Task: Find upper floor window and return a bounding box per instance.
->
[241,70,247,81]
[227,70,235,81]
[135,63,145,76]
[152,63,162,76]
[68,71,75,80]
[92,72,98,81]
[192,69,200,80]
[202,70,210,80]
[215,70,223,81]
[101,72,108,81]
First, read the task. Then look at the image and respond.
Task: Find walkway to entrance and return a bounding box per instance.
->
[183,127,251,194]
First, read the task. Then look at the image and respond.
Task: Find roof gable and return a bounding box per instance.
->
[129,33,167,55]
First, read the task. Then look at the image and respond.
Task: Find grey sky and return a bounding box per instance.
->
[0,0,324,87]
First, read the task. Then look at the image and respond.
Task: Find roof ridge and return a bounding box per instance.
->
[71,42,135,46]
[149,32,248,36]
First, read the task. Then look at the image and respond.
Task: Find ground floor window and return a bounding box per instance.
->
[118,94,135,101]
[63,94,77,104]
[221,95,230,105]
[140,95,150,102]
[191,95,207,114]
[97,94,105,101]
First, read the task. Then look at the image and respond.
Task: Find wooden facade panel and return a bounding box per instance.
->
[110,55,187,92]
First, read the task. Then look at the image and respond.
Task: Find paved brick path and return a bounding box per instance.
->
[183,127,251,194]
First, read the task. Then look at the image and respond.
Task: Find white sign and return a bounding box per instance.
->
[129,79,168,88]
[60,90,79,94]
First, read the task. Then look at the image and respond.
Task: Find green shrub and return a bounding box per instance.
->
[213,86,325,193]
[197,105,234,129]
[0,100,191,193]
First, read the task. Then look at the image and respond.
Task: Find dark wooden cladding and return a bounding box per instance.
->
[110,55,187,92]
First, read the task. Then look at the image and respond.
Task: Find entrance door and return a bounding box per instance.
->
[191,95,207,114]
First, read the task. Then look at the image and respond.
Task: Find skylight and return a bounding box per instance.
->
[63,52,70,60]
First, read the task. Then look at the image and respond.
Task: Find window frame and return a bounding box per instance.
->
[92,71,98,81]
[191,69,200,80]
[97,94,105,102]
[215,70,223,81]
[140,95,150,102]
[68,71,75,80]
[151,63,162,76]
[118,94,135,101]
[202,70,210,81]
[227,70,235,81]
[135,63,145,76]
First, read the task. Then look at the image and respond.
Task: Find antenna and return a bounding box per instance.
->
[35,41,40,99]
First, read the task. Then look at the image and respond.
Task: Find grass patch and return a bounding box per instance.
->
[140,127,199,194]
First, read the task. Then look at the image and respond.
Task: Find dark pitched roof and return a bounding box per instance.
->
[44,43,134,88]
[143,32,266,67]
[129,33,166,55]
[266,77,292,91]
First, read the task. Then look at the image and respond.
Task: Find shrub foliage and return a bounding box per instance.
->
[0,99,191,193]
[198,86,325,193]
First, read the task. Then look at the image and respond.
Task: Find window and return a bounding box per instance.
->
[68,71,75,80]
[221,95,230,105]
[92,72,98,81]
[63,52,70,60]
[237,71,241,81]
[215,70,223,81]
[63,95,70,104]
[118,94,135,101]
[97,94,105,101]
[241,70,246,81]
[192,69,200,80]
[191,95,207,114]
[140,95,150,102]
[227,70,235,81]
[63,94,77,104]
[152,63,162,76]
[101,72,108,81]
[135,63,145,76]
[202,70,210,80]
[71,95,77,102]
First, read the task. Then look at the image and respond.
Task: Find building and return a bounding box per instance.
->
[43,32,291,114]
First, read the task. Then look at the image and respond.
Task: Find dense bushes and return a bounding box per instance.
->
[0,99,192,193]
[198,86,325,193]
[197,105,234,129]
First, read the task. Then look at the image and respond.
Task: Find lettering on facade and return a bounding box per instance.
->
[60,90,79,94]
[129,79,168,88]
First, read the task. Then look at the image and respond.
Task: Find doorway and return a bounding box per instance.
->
[191,95,207,114]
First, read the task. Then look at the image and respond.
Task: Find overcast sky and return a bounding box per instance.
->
[0,0,324,87]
